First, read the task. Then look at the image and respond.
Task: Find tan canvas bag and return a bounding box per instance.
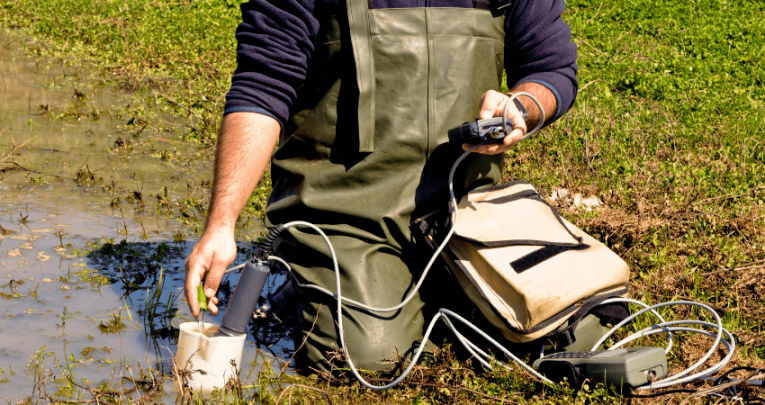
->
[430,180,630,343]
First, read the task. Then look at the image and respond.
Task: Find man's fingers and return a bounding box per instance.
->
[207,303,218,316]
[203,252,231,302]
[203,266,224,299]
[503,128,526,147]
[478,92,489,118]
[184,256,201,318]
[469,90,531,156]
[207,297,219,316]
[479,90,508,120]
[465,142,504,155]
[183,229,237,318]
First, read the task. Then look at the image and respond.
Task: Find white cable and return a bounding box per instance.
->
[264,238,740,391]
[598,300,725,383]
[277,221,736,390]
[220,92,736,391]
[592,298,735,391]
[223,262,246,274]
[229,212,738,391]
[503,91,545,141]
[437,308,552,383]
[440,315,494,370]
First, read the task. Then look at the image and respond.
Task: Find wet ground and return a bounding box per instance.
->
[0,30,290,401]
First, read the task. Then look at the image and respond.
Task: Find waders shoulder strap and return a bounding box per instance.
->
[346,0,376,152]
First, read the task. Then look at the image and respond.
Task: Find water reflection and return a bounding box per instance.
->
[0,30,289,401]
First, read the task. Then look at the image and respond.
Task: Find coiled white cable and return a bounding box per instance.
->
[269,237,736,391]
[223,92,735,391]
[594,298,736,391]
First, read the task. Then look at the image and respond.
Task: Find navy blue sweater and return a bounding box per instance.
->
[224,0,578,128]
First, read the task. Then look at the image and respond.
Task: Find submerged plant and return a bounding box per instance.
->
[98,313,127,334]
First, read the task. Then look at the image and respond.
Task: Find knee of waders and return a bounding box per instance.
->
[285,301,435,376]
[294,338,436,377]
[268,265,434,375]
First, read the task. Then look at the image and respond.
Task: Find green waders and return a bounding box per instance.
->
[265,2,506,372]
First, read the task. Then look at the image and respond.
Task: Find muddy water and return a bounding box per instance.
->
[0,31,289,401]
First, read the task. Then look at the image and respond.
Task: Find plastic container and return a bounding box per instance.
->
[175,322,247,392]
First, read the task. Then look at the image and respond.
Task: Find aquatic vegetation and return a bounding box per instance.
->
[98,314,127,334]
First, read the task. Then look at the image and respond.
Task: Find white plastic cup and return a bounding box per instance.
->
[175,322,247,392]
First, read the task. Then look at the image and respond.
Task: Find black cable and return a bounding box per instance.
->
[640,367,765,403]
[256,224,286,260]
[714,366,765,384]
[628,367,765,402]
[711,366,765,401]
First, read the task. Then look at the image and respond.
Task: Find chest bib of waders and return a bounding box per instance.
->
[265,2,506,371]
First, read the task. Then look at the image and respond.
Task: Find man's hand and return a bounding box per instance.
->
[464,90,528,155]
[465,83,557,155]
[184,227,237,317]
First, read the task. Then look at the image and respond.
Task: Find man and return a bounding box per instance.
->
[185,0,577,372]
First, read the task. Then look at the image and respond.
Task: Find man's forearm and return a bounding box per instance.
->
[508,82,558,130]
[205,112,280,233]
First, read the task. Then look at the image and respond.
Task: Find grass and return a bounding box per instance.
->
[0,0,241,143]
[550,0,765,347]
[2,0,765,403]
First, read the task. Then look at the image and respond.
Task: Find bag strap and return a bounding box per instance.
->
[456,190,584,248]
[528,193,584,244]
[454,235,585,249]
[475,190,583,245]
[544,298,631,348]
[479,188,538,205]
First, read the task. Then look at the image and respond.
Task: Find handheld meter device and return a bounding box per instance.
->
[532,347,668,388]
[448,117,511,144]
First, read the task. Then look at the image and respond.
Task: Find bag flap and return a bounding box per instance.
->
[452,181,582,247]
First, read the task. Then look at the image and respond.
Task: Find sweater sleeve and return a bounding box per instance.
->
[504,0,578,122]
[224,1,321,128]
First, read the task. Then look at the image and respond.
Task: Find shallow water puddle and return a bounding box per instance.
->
[0,31,289,401]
